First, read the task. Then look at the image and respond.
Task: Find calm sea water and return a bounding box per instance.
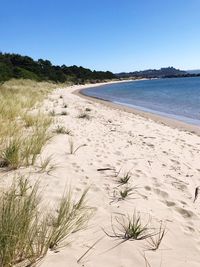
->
[82,77,200,126]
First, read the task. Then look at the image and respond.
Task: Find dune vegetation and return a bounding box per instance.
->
[0,79,93,266]
[0,177,92,267]
[0,79,57,169]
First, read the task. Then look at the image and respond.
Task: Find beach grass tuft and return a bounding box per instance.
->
[78,112,90,120]
[1,138,21,169]
[49,110,56,116]
[0,177,92,265]
[48,188,93,249]
[68,138,87,155]
[105,212,155,241]
[145,222,166,251]
[54,125,71,135]
[119,187,135,200]
[61,111,68,116]
[117,171,131,185]
[0,177,49,266]
[38,155,59,174]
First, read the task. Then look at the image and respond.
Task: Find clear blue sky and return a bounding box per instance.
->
[1,0,200,72]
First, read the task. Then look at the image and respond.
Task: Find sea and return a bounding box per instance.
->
[82,77,200,126]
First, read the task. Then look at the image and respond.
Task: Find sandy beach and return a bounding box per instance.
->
[1,82,200,267]
[2,0,200,265]
[75,81,200,136]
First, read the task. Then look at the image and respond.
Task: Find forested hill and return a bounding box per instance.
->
[116,67,199,79]
[0,53,116,84]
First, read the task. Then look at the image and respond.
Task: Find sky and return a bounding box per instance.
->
[0,0,200,72]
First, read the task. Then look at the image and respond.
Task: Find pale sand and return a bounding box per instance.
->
[75,81,200,136]
[1,82,200,266]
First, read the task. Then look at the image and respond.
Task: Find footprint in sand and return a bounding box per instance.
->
[76,187,82,192]
[183,225,195,233]
[144,186,151,191]
[172,181,187,191]
[170,159,180,165]
[115,151,122,156]
[165,200,176,207]
[91,184,101,192]
[152,177,161,187]
[175,207,195,219]
[154,188,169,198]
[180,200,187,205]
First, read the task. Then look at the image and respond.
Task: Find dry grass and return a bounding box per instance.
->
[0,138,22,169]
[54,125,71,135]
[68,138,87,155]
[145,222,166,251]
[22,113,52,128]
[0,124,53,169]
[0,79,56,170]
[0,177,92,266]
[0,177,49,266]
[48,188,93,249]
[49,110,56,116]
[37,155,59,174]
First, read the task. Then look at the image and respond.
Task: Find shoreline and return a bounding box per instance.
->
[73,80,200,136]
[2,79,200,266]
[42,81,200,266]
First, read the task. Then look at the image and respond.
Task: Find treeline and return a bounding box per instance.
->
[0,53,116,84]
[116,67,200,79]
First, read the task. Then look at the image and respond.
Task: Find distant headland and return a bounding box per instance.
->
[116,67,200,79]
